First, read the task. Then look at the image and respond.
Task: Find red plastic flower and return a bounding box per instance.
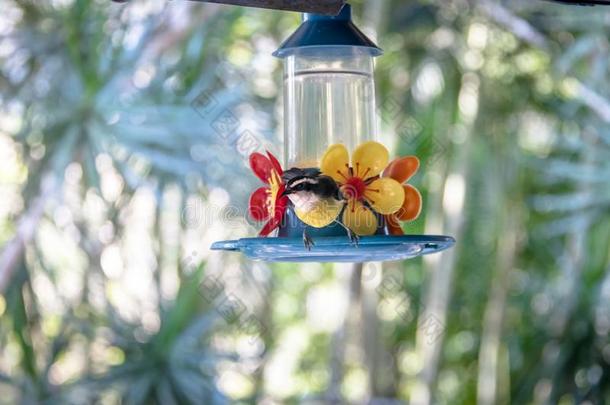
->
[248,151,288,236]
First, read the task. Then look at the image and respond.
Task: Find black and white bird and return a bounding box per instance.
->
[281,167,358,250]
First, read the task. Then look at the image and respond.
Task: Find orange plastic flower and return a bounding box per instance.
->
[381,156,422,235]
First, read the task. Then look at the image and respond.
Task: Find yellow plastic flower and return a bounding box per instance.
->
[320,141,405,235]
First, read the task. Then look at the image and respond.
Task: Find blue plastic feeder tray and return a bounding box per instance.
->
[211,235,455,263]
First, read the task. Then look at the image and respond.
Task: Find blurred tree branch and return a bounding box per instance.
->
[478,0,549,49]
[478,0,610,125]
[0,175,57,294]
[412,73,478,405]
[477,194,520,405]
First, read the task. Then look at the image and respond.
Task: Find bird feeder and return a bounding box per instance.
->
[275,5,381,168]
[212,4,454,262]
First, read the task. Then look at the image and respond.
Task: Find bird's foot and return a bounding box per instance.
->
[303,231,315,251]
[348,229,360,247]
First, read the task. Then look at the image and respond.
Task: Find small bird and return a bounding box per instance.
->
[281,168,358,250]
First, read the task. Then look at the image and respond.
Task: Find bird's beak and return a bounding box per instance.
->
[281,188,292,197]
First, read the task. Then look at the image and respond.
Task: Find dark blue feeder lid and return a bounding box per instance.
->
[273,4,383,58]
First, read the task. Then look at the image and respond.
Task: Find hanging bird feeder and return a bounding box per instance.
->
[212,3,455,262]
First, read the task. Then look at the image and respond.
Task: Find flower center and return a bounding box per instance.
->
[342,176,367,201]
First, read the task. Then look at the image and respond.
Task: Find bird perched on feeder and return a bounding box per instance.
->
[281,168,358,250]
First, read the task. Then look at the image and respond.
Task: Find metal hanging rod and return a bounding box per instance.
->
[111,0,347,15]
[546,0,610,4]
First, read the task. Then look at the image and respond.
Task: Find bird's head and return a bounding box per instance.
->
[281,168,328,211]
[281,167,322,196]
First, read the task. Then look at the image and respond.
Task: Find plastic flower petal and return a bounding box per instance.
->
[248,186,270,221]
[250,152,277,184]
[382,156,419,184]
[364,177,405,214]
[247,151,288,237]
[352,141,389,179]
[396,184,422,221]
[342,200,378,236]
[381,156,423,235]
[266,150,283,176]
[259,214,282,237]
[320,144,350,183]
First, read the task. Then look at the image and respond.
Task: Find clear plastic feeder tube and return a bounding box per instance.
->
[283,46,378,168]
